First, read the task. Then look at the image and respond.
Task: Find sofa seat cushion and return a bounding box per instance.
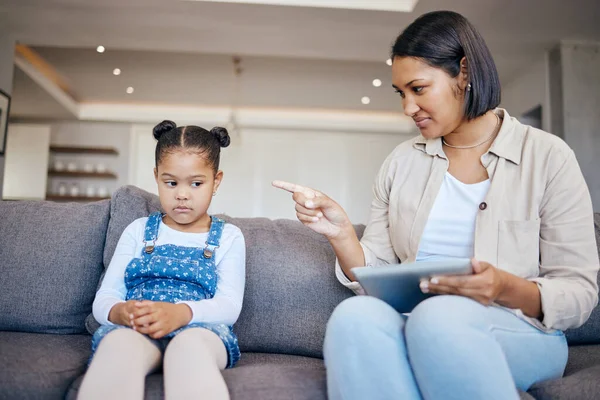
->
[223,353,326,400]
[526,344,600,399]
[0,331,91,399]
[563,344,600,376]
[67,352,325,400]
[529,365,600,400]
[0,199,110,334]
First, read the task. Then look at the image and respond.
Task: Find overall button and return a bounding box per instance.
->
[479,202,488,211]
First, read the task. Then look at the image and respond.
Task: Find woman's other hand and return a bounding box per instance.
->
[422,258,543,318]
[421,259,506,306]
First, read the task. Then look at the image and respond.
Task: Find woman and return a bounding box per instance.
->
[273,10,599,400]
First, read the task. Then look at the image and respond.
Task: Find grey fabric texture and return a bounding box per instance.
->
[564,213,600,345]
[235,352,325,368]
[224,362,326,400]
[222,216,358,358]
[66,353,325,400]
[89,185,357,358]
[529,364,600,400]
[564,344,600,376]
[0,199,110,334]
[0,331,91,400]
[67,374,164,400]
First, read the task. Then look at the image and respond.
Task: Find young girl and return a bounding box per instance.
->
[78,120,245,400]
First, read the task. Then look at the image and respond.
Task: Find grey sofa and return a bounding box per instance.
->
[0,185,599,400]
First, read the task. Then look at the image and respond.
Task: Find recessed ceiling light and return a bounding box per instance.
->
[372,79,382,87]
[96,45,105,53]
[126,87,134,94]
[386,58,392,66]
[361,96,371,105]
[113,68,121,76]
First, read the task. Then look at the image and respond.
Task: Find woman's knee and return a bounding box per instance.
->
[325,295,405,350]
[406,295,487,339]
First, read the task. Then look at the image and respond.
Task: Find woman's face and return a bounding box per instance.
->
[392,56,468,139]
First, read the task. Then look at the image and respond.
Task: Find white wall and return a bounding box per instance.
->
[501,57,551,132]
[0,31,15,198]
[558,42,600,211]
[2,124,50,199]
[130,125,412,224]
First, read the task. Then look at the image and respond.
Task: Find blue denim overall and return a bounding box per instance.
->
[91,212,241,368]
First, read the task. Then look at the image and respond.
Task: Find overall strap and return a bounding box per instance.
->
[143,212,163,254]
[203,216,225,259]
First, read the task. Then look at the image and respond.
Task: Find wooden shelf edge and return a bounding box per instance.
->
[50,146,119,155]
[48,170,118,179]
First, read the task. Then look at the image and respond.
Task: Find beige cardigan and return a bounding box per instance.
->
[336,109,599,331]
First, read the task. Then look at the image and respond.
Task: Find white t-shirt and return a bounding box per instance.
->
[93,217,246,326]
[416,172,490,261]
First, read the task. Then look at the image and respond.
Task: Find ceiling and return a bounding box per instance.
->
[2,0,600,118]
[17,47,402,111]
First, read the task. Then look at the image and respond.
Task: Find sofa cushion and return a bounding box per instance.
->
[0,199,110,334]
[66,352,326,400]
[526,345,600,400]
[564,344,600,376]
[564,213,600,345]
[528,364,600,400]
[224,216,356,358]
[0,331,91,399]
[223,359,326,400]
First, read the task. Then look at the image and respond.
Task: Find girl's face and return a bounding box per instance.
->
[391,56,468,139]
[154,149,222,233]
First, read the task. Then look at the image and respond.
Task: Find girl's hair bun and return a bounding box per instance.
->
[210,126,231,148]
[153,120,177,140]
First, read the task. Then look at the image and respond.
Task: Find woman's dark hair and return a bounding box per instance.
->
[153,120,230,173]
[391,10,500,120]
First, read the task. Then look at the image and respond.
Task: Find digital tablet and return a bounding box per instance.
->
[351,258,473,313]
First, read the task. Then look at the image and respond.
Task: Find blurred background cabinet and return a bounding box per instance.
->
[2,123,50,200]
[47,145,118,201]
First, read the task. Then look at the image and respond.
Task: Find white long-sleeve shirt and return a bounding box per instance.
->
[93,217,246,326]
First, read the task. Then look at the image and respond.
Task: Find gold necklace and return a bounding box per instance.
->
[442,113,500,149]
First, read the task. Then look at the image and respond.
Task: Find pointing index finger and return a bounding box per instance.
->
[272,180,317,198]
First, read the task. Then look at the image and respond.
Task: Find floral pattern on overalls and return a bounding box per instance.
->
[91,212,240,368]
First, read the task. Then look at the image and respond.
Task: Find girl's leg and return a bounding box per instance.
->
[78,328,162,400]
[163,327,229,400]
[323,296,422,400]
[405,295,568,400]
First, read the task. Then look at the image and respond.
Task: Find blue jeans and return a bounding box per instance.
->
[324,295,568,400]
